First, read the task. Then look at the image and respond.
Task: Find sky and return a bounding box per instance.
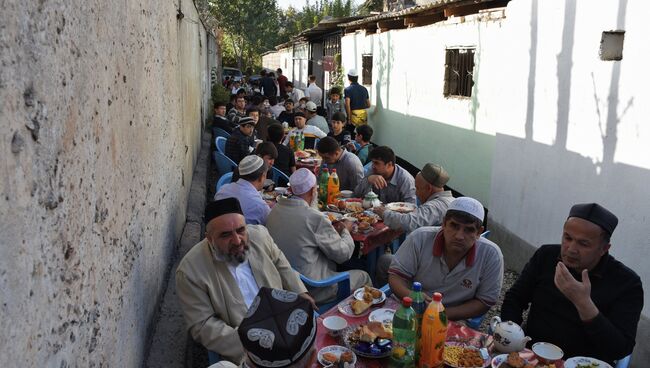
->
[277,0,360,10]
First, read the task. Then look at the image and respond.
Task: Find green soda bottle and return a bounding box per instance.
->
[318,167,329,205]
[409,282,426,362]
[390,297,418,368]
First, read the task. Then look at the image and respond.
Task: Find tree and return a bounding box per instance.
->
[358,0,383,15]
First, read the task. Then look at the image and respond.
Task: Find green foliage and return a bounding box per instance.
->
[330,53,345,91]
[358,0,383,15]
[212,83,231,107]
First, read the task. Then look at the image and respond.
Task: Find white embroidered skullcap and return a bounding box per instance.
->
[239,155,264,176]
[289,168,317,195]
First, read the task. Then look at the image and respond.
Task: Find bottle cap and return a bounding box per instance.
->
[322,168,329,172]
[402,296,412,307]
[412,282,422,292]
[432,292,443,302]
[332,169,337,173]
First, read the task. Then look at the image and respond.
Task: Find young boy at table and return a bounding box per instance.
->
[267,124,296,179]
[327,112,352,147]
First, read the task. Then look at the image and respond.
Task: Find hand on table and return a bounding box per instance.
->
[367,175,387,190]
[372,206,386,218]
[300,292,319,312]
[554,261,599,321]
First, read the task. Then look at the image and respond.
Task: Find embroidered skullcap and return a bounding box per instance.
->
[447,197,484,223]
[239,155,265,176]
[204,198,243,224]
[238,287,316,368]
[568,203,618,236]
[289,168,317,195]
[421,163,449,187]
[348,69,359,77]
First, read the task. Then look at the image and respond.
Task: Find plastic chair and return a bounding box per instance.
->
[216,172,233,192]
[216,136,227,154]
[363,162,372,176]
[271,166,290,187]
[465,314,486,330]
[212,127,231,139]
[379,283,392,297]
[207,351,221,365]
[299,272,351,313]
[615,354,631,368]
[480,230,491,238]
[214,151,238,176]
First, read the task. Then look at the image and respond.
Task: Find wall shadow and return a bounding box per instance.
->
[554,0,576,148]
[524,0,538,140]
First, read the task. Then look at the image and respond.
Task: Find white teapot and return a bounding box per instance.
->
[490,316,531,353]
[362,190,381,209]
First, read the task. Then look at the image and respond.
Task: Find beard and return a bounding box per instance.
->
[310,188,319,209]
[210,240,250,264]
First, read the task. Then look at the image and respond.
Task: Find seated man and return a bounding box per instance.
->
[215,155,271,225]
[176,198,315,365]
[316,137,364,191]
[500,203,643,365]
[225,117,256,164]
[213,101,237,134]
[277,98,296,126]
[373,163,453,233]
[353,146,416,204]
[266,169,371,304]
[384,197,503,321]
[305,101,330,134]
[210,287,319,368]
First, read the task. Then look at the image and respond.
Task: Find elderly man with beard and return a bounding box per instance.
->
[176,198,316,365]
[266,169,371,304]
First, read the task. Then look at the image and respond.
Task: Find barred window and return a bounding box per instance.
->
[444,48,475,98]
[362,55,373,85]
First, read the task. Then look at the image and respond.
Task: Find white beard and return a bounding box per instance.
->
[310,188,319,209]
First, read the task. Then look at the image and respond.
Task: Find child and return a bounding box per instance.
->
[326,87,347,124]
[267,124,296,184]
[354,124,374,165]
[327,111,352,147]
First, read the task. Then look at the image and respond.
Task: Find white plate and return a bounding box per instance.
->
[385,202,417,213]
[338,300,371,317]
[317,345,357,366]
[564,356,612,368]
[323,211,343,222]
[353,288,387,305]
[491,354,532,368]
[368,308,395,326]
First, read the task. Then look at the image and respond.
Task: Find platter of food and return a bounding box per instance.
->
[262,191,279,201]
[353,285,386,305]
[385,202,417,213]
[368,308,395,328]
[338,299,372,317]
[343,322,393,359]
[564,357,612,368]
[443,342,490,368]
[491,352,538,368]
[317,345,356,367]
[343,211,379,224]
[344,201,364,213]
[323,211,343,222]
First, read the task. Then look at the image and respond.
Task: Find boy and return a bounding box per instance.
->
[355,124,374,165]
[327,111,352,147]
[278,99,295,126]
[267,124,296,180]
[326,87,347,124]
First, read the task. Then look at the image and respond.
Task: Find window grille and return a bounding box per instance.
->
[444,48,475,98]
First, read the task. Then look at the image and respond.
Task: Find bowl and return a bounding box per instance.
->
[274,187,289,196]
[339,190,354,198]
[323,316,348,337]
[532,342,564,363]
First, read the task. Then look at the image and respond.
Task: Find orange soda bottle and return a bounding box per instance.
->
[418,292,447,368]
[327,169,340,205]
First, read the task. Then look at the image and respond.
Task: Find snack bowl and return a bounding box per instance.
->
[323,316,348,337]
[339,190,354,198]
[532,342,564,364]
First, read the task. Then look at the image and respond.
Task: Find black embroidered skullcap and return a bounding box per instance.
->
[294,111,306,118]
[203,198,243,224]
[238,287,316,368]
[568,203,618,236]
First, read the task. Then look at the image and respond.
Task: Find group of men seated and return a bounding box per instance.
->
[178,73,643,367]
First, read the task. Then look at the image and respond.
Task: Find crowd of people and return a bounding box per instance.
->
[174,68,643,367]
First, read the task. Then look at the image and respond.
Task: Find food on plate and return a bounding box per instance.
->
[350,322,393,343]
[295,150,310,159]
[443,345,484,368]
[351,299,371,315]
[506,352,526,368]
[575,364,599,368]
[364,285,383,299]
[327,213,339,222]
[322,352,338,364]
[362,290,374,303]
[345,201,364,213]
[347,212,379,224]
[337,200,347,211]
[357,221,371,231]
[340,351,354,363]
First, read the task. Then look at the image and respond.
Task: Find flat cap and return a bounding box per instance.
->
[568,203,618,236]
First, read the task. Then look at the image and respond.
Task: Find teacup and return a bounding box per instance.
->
[323,316,347,337]
[532,342,564,364]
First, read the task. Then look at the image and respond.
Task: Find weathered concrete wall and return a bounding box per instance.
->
[0,1,211,366]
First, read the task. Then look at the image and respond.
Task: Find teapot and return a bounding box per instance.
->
[490,316,531,353]
[362,190,381,209]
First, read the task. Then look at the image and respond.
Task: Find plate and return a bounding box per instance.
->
[443,342,490,368]
[490,351,538,368]
[385,202,417,213]
[324,211,343,222]
[491,354,531,368]
[564,356,612,368]
[368,308,395,326]
[343,324,393,359]
[338,300,371,317]
[317,345,357,366]
[353,288,387,305]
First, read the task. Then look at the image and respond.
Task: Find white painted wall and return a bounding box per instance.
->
[342,0,650,363]
[262,51,280,71]
[278,46,294,84]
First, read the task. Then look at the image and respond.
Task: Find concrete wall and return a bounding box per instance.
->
[342,0,650,364]
[262,51,280,71]
[278,46,294,83]
[0,1,211,366]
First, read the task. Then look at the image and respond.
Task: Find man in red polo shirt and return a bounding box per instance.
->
[385,197,504,321]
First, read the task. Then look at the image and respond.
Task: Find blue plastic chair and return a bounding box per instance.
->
[615,355,631,368]
[313,138,320,150]
[299,272,351,313]
[480,230,491,238]
[216,136,227,154]
[213,127,230,139]
[213,151,238,176]
[207,351,221,365]
[271,166,290,187]
[216,172,233,193]
[363,162,372,176]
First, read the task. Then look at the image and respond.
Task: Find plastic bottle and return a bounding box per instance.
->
[298,132,305,151]
[390,297,418,368]
[318,167,329,206]
[289,132,296,151]
[409,282,427,362]
[419,292,447,368]
[327,169,340,205]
